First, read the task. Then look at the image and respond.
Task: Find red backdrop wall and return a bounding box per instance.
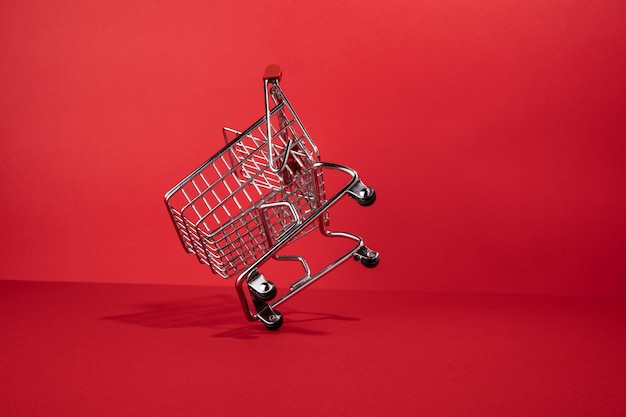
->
[1,0,625,297]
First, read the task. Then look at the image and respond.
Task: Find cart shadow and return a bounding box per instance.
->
[100,294,360,339]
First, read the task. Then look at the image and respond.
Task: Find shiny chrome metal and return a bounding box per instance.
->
[164,66,378,328]
[246,270,274,298]
[354,245,379,263]
[347,180,374,201]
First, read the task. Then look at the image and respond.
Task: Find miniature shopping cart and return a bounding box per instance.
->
[164,65,379,330]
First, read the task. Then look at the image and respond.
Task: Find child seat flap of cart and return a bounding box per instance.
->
[164,65,379,330]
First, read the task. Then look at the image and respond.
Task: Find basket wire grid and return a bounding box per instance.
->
[164,66,378,329]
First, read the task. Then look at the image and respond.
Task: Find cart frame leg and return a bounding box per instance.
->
[234,162,378,325]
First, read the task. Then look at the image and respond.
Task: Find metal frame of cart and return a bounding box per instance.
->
[164,65,379,330]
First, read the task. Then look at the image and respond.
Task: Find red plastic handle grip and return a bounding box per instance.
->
[263,64,282,81]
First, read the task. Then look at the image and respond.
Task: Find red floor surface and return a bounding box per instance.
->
[2,280,625,417]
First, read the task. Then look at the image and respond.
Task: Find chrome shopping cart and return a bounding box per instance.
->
[164,65,379,330]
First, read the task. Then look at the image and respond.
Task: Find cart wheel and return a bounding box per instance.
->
[252,280,277,301]
[360,253,380,268]
[356,188,376,207]
[263,312,283,331]
[354,246,380,268]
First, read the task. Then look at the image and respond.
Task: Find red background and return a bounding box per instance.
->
[1,0,625,298]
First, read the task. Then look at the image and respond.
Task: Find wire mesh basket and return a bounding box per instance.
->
[165,65,379,329]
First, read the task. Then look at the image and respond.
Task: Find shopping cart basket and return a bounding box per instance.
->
[164,65,379,330]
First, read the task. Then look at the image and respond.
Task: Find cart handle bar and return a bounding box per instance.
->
[263,64,282,81]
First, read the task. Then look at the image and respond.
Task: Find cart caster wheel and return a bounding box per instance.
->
[263,312,283,331]
[253,281,277,301]
[360,253,380,268]
[348,182,377,207]
[354,246,380,268]
[248,271,277,301]
[356,188,376,207]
